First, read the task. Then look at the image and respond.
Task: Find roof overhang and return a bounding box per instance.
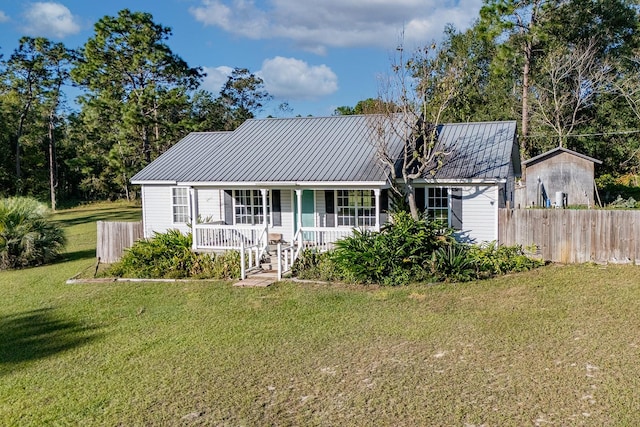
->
[408,178,507,185]
[136,180,390,189]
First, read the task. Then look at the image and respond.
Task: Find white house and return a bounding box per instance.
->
[131,115,521,269]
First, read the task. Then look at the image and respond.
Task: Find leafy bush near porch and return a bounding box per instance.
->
[0,197,66,269]
[292,212,544,285]
[106,230,240,279]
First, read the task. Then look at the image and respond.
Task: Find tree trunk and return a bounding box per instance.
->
[406,182,420,220]
[48,114,57,211]
[522,40,532,153]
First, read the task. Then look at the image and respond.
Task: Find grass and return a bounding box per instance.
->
[2,202,640,425]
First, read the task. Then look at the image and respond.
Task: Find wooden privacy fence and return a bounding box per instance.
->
[498,209,640,264]
[96,221,144,263]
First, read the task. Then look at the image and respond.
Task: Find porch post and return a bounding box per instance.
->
[295,189,303,247]
[374,188,381,232]
[261,188,269,248]
[190,187,198,251]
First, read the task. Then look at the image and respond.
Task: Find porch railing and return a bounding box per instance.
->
[276,227,374,279]
[193,224,267,251]
[193,224,269,280]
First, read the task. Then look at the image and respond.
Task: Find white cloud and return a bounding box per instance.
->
[258,56,338,100]
[0,11,9,23]
[22,2,81,38]
[189,0,483,53]
[202,66,234,93]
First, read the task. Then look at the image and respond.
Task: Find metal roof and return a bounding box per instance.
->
[131,116,519,185]
[413,121,519,180]
[131,132,231,183]
[522,146,602,166]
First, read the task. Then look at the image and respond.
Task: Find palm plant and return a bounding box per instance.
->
[0,197,66,269]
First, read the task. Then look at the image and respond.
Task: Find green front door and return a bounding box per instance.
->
[294,190,315,234]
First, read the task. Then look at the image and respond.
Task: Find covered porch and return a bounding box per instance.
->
[188,186,388,278]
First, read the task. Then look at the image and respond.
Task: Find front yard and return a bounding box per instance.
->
[1,202,640,425]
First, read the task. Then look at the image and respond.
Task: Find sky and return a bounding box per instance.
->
[0,0,483,118]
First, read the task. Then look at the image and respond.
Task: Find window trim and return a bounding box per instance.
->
[171,186,190,224]
[426,186,450,226]
[335,189,376,228]
[233,189,271,226]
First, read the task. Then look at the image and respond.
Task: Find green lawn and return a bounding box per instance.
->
[2,202,640,425]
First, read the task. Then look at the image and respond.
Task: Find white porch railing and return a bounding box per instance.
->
[193,224,267,251]
[193,224,269,280]
[276,226,376,280]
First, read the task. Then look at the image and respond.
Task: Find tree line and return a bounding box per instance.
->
[337,0,640,183]
[3,2,640,209]
[0,9,270,208]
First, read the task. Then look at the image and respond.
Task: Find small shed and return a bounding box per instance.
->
[520,147,602,208]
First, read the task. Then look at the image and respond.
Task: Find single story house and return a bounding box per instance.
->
[519,146,601,208]
[131,115,521,258]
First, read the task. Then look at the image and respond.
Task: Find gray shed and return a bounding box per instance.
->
[520,147,601,208]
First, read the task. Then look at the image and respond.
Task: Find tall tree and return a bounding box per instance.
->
[71,9,203,199]
[2,37,49,192]
[220,68,271,130]
[480,0,548,150]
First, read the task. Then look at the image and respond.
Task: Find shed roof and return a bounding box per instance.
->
[131,115,519,185]
[522,146,602,166]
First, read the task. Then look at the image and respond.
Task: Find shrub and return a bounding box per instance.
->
[429,245,477,282]
[0,197,66,269]
[330,212,454,285]
[107,230,240,280]
[291,248,341,281]
[469,242,545,278]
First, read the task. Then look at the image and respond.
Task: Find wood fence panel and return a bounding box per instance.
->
[498,209,640,264]
[96,221,144,263]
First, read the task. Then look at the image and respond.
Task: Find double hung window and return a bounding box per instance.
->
[234,190,270,225]
[336,190,375,227]
[172,187,190,223]
[426,187,449,223]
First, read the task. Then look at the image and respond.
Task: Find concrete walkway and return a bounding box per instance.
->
[232,271,278,287]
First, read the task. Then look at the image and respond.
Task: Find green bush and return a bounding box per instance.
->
[470,242,545,278]
[330,212,454,285]
[429,245,477,282]
[291,249,341,281]
[0,197,66,269]
[107,230,240,279]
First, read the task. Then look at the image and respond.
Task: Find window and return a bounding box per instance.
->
[234,190,270,225]
[427,187,448,223]
[172,187,190,223]
[336,190,375,227]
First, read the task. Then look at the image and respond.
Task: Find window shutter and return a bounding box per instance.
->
[381,189,389,211]
[325,190,335,227]
[415,187,425,213]
[224,190,234,225]
[271,190,281,226]
[450,187,463,230]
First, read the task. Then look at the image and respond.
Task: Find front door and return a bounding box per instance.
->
[294,190,315,239]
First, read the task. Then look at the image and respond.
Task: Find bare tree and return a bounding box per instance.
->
[368,43,468,219]
[531,38,612,147]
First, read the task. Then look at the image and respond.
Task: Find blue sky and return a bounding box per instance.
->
[0,0,482,117]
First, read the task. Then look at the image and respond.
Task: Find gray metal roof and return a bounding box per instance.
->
[132,116,519,184]
[522,146,602,166]
[420,121,519,180]
[131,132,232,183]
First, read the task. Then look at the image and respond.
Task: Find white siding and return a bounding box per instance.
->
[460,185,498,243]
[196,188,223,223]
[272,189,293,243]
[141,185,190,237]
